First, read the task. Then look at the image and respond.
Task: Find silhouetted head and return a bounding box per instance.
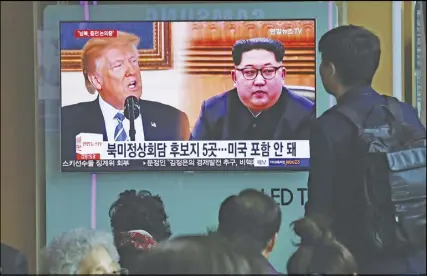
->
[109,189,172,243]
[216,189,281,258]
[287,215,358,274]
[132,234,269,274]
[318,25,380,98]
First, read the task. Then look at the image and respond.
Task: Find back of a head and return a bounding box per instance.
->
[217,189,281,254]
[109,189,172,243]
[133,235,268,274]
[287,216,358,275]
[318,24,381,87]
[42,228,119,274]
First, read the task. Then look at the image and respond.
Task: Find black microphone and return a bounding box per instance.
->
[124,96,140,142]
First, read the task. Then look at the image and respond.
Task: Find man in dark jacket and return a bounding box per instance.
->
[191,37,315,141]
[305,24,426,274]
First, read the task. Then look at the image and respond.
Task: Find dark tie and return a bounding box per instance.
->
[114,112,128,141]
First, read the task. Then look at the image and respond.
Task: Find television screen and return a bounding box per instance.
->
[60,19,316,172]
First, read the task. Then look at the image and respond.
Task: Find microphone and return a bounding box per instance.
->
[124,96,140,142]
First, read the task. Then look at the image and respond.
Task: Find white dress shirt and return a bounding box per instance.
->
[99,96,145,142]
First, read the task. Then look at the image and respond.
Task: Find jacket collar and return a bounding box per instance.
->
[337,85,377,105]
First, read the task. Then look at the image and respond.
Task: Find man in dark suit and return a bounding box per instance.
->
[61,31,190,161]
[1,243,28,274]
[305,25,426,274]
[190,38,315,141]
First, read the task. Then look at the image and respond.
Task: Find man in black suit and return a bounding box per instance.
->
[1,243,28,274]
[61,31,190,161]
[190,38,315,141]
[305,25,426,274]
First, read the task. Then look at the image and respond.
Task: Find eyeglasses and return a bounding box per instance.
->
[235,66,283,80]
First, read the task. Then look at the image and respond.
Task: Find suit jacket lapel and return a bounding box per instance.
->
[139,100,159,140]
[223,89,241,139]
[273,87,307,140]
[88,96,108,141]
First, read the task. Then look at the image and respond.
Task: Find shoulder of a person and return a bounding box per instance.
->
[190,90,230,122]
[397,100,425,131]
[312,105,354,138]
[315,106,344,125]
[284,87,315,111]
[376,94,423,130]
[399,100,420,118]
[61,100,95,115]
[61,101,97,126]
[203,90,230,110]
[1,243,22,258]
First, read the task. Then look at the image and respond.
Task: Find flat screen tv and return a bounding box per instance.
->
[59,19,316,172]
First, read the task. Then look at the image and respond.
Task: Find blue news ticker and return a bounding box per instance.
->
[268,158,310,167]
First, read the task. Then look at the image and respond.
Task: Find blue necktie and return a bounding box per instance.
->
[114,112,128,141]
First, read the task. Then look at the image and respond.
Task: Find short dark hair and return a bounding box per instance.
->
[318,24,381,87]
[132,235,269,274]
[287,215,358,274]
[109,189,172,243]
[232,37,285,66]
[217,189,281,254]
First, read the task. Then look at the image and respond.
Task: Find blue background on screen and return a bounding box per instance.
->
[60,22,154,50]
[41,2,337,273]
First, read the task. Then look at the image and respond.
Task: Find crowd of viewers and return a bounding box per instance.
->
[41,188,359,275]
[1,24,425,275]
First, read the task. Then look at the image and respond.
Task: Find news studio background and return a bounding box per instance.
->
[60,20,316,172]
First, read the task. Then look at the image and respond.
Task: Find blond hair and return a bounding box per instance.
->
[81,31,140,94]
